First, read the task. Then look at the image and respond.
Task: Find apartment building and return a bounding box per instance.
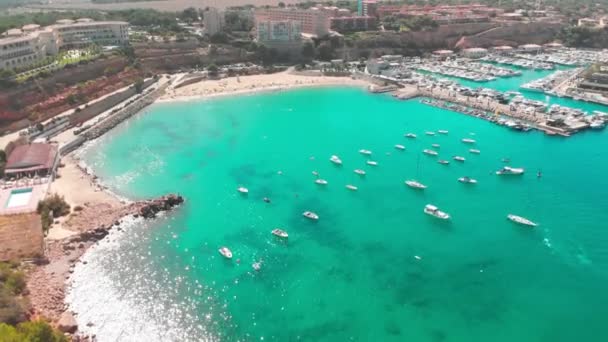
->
[254,8,331,37]
[256,20,303,53]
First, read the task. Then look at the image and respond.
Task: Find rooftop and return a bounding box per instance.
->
[5,143,58,175]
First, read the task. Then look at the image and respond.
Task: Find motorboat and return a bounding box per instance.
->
[354,169,366,175]
[438,160,450,165]
[359,149,372,155]
[425,131,435,136]
[405,133,417,138]
[424,204,450,220]
[312,171,319,176]
[423,149,438,156]
[395,144,406,150]
[219,247,233,259]
[330,155,342,165]
[507,214,537,227]
[303,211,319,220]
[346,184,358,191]
[252,261,262,271]
[315,179,328,185]
[496,166,524,175]
[271,228,289,238]
[461,138,476,144]
[431,144,440,148]
[453,156,465,162]
[366,161,378,166]
[405,180,427,189]
[438,130,449,134]
[237,187,249,194]
[458,176,477,184]
[469,149,481,154]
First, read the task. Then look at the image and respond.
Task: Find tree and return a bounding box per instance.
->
[180,7,199,23]
[207,63,219,77]
[302,42,315,62]
[317,41,335,61]
[0,321,67,342]
[134,78,144,93]
[278,2,286,7]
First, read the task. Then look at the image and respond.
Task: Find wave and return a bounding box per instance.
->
[66,215,219,342]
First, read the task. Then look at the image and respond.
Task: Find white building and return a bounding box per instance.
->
[203,7,225,36]
[1,19,128,71]
[256,20,302,53]
[519,44,542,53]
[255,8,330,37]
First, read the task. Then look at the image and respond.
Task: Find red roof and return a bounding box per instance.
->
[5,143,58,174]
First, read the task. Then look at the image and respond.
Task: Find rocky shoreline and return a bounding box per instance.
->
[25,194,184,338]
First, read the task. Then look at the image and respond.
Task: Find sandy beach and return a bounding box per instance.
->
[159,71,370,102]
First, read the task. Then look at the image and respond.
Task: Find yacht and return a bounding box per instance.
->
[425,131,435,136]
[462,138,476,144]
[303,211,319,220]
[359,149,372,155]
[366,161,378,166]
[423,149,438,156]
[395,144,406,150]
[271,228,289,238]
[315,179,328,185]
[405,180,427,189]
[590,121,606,130]
[431,144,440,148]
[346,184,358,191]
[507,214,537,227]
[438,130,449,134]
[469,149,481,154]
[438,160,450,165]
[354,169,366,175]
[405,133,417,138]
[330,155,342,165]
[237,187,249,194]
[424,204,450,220]
[219,247,233,259]
[496,166,524,175]
[453,156,465,162]
[458,176,477,184]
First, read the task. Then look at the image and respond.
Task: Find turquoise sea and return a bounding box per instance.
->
[75,72,608,341]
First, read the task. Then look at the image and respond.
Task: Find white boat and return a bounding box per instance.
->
[395,144,406,150]
[458,176,477,184]
[496,166,524,175]
[405,180,427,189]
[330,155,342,165]
[453,156,465,162]
[462,138,476,144]
[507,214,537,227]
[405,133,417,138]
[469,149,481,154]
[252,261,262,271]
[590,121,606,130]
[271,228,289,238]
[303,211,319,220]
[438,130,449,134]
[315,179,328,185]
[366,160,378,166]
[425,131,435,136]
[346,184,358,191]
[423,149,438,156]
[219,247,233,259]
[438,160,450,165]
[431,144,440,148]
[312,171,319,176]
[359,149,372,155]
[354,169,366,175]
[237,187,249,194]
[424,204,450,220]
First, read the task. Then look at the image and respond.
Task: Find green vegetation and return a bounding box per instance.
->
[224,11,255,32]
[37,194,70,234]
[0,321,68,342]
[558,26,608,49]
[381,15,439,32]
[0,262,27,325]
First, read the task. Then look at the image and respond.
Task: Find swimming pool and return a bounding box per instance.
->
[5,188,33,208]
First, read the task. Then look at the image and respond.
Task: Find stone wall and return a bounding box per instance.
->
[0,213,43,261]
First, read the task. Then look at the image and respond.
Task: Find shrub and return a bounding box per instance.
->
[73,205,84,212]
[37,194,71,233]
[0,321,68,342]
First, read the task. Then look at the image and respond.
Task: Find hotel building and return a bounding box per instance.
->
[1,19,128,71]
[254,8,331,37]
[256,20,303,53]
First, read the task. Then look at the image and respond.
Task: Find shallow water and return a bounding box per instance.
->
[74,84,608,341]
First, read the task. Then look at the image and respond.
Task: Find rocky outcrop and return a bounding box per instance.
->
[58,311,78,333]
[138,194,184,219]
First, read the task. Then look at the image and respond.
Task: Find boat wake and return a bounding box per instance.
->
[66,216,219,342]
